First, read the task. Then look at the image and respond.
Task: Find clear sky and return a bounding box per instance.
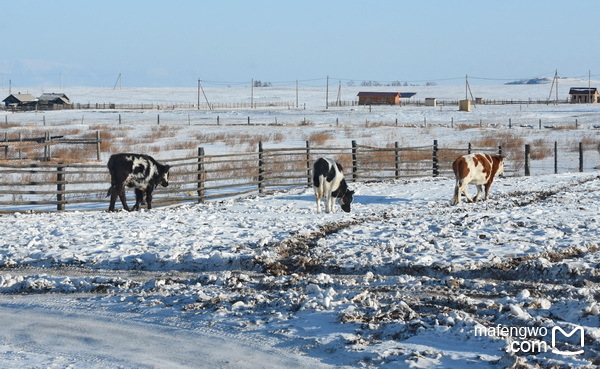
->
[2,0,599,88]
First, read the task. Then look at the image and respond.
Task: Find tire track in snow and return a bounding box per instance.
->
[262,175,600,279]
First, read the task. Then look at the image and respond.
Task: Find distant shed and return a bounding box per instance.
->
[2,93,37,110]
[38,93,73,110]
[357,92,417,105]
[569,87,598,103]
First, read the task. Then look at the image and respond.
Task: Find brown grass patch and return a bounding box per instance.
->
[528,138,552,160]
[307,131,334,146]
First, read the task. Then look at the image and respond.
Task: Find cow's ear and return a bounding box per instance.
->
[164,165,171,171]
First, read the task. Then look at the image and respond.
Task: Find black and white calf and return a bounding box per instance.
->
[313,157,354,213]
[107,153,171,211]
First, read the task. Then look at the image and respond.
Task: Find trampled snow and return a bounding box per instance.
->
[1,84,599,368]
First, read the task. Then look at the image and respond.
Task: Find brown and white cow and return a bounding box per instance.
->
[451,153,504,205]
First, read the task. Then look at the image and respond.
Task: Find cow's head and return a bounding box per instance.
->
[339,190,355,212]
[160,165,171,187]
[495,155,505,176]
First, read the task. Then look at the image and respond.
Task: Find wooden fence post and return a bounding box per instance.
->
[197,147,205,202]
[524,144,531,176]
[394,142,400,179]
[96,131,101,160]
[305,141,311,187]
[57,164,65,211]
[579,142,583,172]
[554,141,558,174]
[432,140,439,177]
[258,141,264,194]
[44,132,50,161]
[351,140,358,182]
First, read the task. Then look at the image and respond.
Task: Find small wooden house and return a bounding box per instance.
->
[2,93,37,110]
[569,87,598,103]
[37,93,73,110]
[357,92,417,105]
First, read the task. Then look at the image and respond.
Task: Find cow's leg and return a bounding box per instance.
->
[324,192,332,213]
[483,181,493,201]
[110,182,130,211]
[460,182,473,203]
[474,185,484,202]
[132,189,143,211]
[145,190,153,210]
[314,188,323,213]
[108,184,118,211]
[118,187,131,211]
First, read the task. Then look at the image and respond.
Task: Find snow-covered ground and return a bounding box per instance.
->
[1,174,599,368]
[1,83,599,368]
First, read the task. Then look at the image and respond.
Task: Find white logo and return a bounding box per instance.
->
[551,326,585,356]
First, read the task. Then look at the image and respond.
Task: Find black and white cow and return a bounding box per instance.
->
[313,157,354,213]
[107,153,171,211]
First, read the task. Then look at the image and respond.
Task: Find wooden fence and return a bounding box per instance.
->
[0,140,591,212]
[1,132,101,162]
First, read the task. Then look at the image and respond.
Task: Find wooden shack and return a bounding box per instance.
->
[2,93,37,110]
[37,93,73,110]
[569,87,598,103]
[357,92,417,105]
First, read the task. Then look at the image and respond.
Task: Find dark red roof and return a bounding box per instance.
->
[357,92,416,98]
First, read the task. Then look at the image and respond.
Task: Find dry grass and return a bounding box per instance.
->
[528,138,553,160]
[471,131,525,171]
[307,131,334,146]
[581,135,599,151]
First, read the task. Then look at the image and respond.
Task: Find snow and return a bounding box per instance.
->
[1,83,599,368]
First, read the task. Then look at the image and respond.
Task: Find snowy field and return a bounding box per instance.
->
[1,82,599,368]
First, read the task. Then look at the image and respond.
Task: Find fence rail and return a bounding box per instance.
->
[1,132,101,162]
[0,140,593,212]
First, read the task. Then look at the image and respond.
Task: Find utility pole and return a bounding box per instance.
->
[113,74,122,90]
[589,70,591,103]
[548,70,558,104]
[465,75,475,105]
[296,80,299,108]
[251,79,254,108]
[326,75,329,109]
[198,79,211,110]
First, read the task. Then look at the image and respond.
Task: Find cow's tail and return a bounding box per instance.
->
[312,172,321,189]
[106,184,115,198]
[451,181,460,205]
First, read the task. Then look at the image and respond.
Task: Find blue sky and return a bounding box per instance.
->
[2,1,599,87]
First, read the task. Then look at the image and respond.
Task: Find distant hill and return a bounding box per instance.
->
[505,77,552,85]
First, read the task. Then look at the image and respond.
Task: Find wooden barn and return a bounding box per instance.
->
[38,93,73,110]
[2,93,37,110]
[357,92,417,105]
[569,87,598,103]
